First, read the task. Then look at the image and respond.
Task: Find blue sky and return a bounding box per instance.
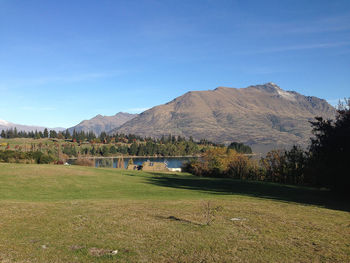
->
[0,0,349,128]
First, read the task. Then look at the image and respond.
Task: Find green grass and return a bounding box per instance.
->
[0,164,219,201]
[0,163,349,262]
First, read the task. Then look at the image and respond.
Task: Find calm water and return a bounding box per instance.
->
[94,157,196,169]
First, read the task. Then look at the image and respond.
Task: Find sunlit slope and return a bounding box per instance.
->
[112,83,335,152]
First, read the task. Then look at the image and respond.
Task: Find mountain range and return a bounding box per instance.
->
[0,119,65,133]
[67,112,137,135]
[2,83,336,153]
[110,83,335,152]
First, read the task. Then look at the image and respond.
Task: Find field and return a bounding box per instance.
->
[0,163,349,262]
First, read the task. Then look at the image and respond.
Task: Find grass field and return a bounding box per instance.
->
[0,163,349,262]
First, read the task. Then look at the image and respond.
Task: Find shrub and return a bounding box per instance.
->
[75,158,94,167]
[28,151,54,164]
[260,147,308,185]
[182,158,205,176]
[226,151,251,179]
[183,148,256,179]
[0,150,53,164]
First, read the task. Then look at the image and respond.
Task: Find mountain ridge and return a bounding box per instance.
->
[68,112,137,135]
[0,119,65,133]
[109,83,335,153]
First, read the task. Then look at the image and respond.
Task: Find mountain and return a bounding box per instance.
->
[68,112,137,135]
[110,83,336,153]
[0,119,65,133]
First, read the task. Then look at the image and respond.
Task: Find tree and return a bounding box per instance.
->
[284,146,307,185]
[117,157,125,168]
[260,150,287,182]
[43,128,49,138]
[307,98,350,195]
[64,130,71,139]
[90,146,96,155]
[34,130,40,139]
[227,142,252,154]
[109,145,117,154]
[57,132,64,139]
[127,158,134,167]
[49,130,57,138]
[128,142,138,156]
[137,144,145,156]
[100,145,109,156]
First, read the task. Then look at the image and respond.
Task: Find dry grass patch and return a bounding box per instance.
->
[0,200,349,262]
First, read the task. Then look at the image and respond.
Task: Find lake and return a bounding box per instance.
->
[94,156,196,169]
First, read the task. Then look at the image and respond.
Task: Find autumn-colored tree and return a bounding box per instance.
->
[226,150,251,179]
[260,150,287,182]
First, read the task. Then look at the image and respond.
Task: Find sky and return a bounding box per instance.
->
[0,0,349,128]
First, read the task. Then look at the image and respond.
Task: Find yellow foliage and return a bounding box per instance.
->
[200,148,255,178]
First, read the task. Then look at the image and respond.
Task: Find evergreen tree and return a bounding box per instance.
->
[49,130,57,138]
[90,146,96,155]
[43,128,49,138]
[64,130,71,139]
[128,142,138,155]
[307,98,350,195]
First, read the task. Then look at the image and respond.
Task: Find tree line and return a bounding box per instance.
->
[58,137,233,158]
[0,128,96,141]
[1,125,253,159]
[0,127,227,147]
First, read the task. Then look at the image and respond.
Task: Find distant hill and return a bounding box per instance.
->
[68,112,137,135]
[0,119,65,133]
[110,83,336,153]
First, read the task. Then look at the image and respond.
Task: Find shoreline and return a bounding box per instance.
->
[68,153,257,160]
[68,155,200,160]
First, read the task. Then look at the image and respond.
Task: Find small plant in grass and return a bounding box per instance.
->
[201,201,223,226]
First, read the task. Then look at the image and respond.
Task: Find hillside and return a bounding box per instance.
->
[110,83,335,152]
[68,112,137,135]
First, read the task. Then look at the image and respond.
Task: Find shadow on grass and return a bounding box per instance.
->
[145,173,350,212]
[155,215,202,226]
